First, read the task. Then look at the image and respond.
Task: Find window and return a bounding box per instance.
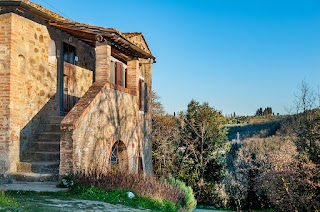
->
[63,43,76,64]
[138,156,143,174]
[109,140,129,170]
[110,59,127,87]
[110,144,118,165]
[139,79,148,112]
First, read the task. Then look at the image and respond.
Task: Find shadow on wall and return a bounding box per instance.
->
[19,93,81,162]
[76,87,139,173]
[19,94,59,161]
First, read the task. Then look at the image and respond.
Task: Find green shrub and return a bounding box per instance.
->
[168,177,197,212]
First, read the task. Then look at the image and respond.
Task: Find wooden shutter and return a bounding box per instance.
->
[139,79,142,110]
[110,61,115,84]
[144,83,148,112]
[124,68,127,88]
[115,62,123,86]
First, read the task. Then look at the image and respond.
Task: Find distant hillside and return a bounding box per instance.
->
[224,116,286,141]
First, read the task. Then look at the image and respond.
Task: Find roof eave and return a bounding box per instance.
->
[0,1,156,61]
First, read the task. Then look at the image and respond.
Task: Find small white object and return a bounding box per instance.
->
[127,191,135,199]
[75,56,79,62]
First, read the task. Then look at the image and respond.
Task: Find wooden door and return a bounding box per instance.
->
[63,63,77,113]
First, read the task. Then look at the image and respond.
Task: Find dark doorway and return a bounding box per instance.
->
[62,43,78,113]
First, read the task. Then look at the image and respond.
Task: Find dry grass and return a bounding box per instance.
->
[72,169,184,204]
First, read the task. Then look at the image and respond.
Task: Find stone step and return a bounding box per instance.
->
[17,161,59,174]
[30,141,60,152]
[8,172,58,182]
[28,151,60,161]
[38,132,60,141]
[42,116,64,124]
[30,161,59,174]
[41,124,61,133]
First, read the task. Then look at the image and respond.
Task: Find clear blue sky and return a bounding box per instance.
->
[32,0,320,115]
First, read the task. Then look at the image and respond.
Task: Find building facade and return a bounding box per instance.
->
[0,0,154,180]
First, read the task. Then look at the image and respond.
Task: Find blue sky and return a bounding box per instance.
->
[32,0,320,115]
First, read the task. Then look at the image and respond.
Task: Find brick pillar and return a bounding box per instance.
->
[127,59,139,94]
[0,13,11,174]
[95,44,111,82]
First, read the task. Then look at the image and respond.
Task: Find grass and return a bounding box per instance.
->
[69,185,178,211]
[0,186,178,212]
[0,190,19,209]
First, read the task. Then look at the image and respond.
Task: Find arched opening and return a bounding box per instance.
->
[18,55,26,74]
[48,40,56,63]
[110,140,128,171]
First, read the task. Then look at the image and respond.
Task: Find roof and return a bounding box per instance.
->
[0,0,155,61]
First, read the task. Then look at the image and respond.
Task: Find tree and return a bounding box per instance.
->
[151,91,165,117]
[263,107,272,116]
[152,115,180,179]
[255,108,263,116]
[291,81,320,164]
[151,91,180,178]
[176,100,229,205]
[294,80,316,113]
[152,98,229,206]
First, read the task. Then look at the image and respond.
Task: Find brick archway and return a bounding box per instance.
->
[110,140,128,171]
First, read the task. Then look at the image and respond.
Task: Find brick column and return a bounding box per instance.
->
[95,44,111,82]
[0,13,11,173]
[127,59,139,94]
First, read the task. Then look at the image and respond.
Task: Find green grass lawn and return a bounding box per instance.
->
[0,187,178,212]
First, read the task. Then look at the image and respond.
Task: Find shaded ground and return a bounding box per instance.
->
[8,196,149,212]
[0,182,149,211]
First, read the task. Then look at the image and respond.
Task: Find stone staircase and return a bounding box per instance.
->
[9,116,64,182]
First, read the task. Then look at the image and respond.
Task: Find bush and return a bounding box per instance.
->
[226,135,320,211]
[255,162,320,212]
[70,169,184,205]
[192,181,228,209]
[168,177,197,212]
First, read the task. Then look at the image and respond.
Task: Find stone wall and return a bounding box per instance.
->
[60,82,140,175]
[9,12,58,169]
[0,12,95,173]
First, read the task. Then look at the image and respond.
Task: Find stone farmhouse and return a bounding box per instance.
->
[0,0,155,181]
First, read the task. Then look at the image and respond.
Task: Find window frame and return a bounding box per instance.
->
[63,43,76,65]
[110,56,127,88]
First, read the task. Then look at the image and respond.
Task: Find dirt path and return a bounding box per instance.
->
[25,197,149,212]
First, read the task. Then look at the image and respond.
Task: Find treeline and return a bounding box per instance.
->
[255,107,273,116]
